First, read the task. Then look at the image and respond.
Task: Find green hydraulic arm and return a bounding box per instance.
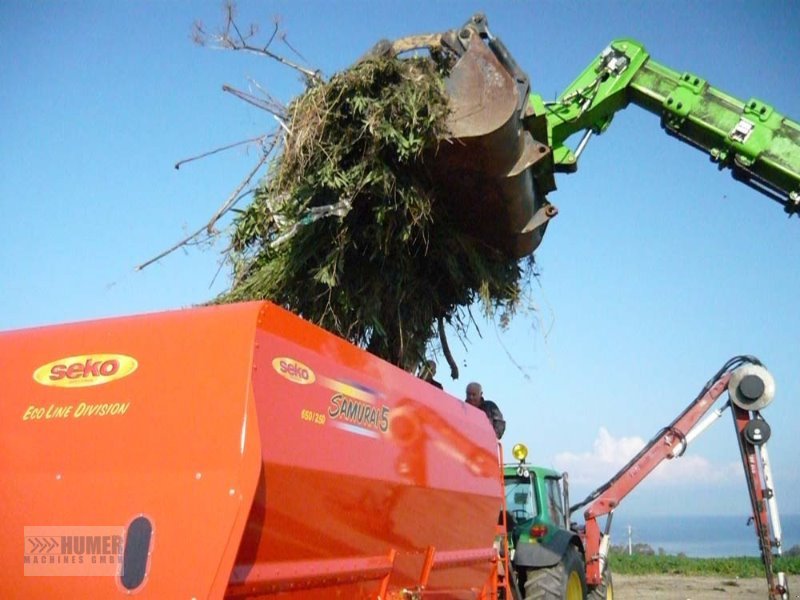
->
[528,39,800,214]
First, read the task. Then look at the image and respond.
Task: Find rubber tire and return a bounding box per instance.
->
[588,570,614,600]
[523,545,587,600]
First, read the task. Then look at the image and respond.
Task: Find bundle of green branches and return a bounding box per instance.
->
[219,55,534,372]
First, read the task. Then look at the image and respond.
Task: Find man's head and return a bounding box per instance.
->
[420,360,436,380]
[465,382,483,407]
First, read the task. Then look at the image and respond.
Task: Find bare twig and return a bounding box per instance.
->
[247,77,285,114]
[279,31,308,63]
[174,134,268,170]
[234,42,321,84]
[222,84,286,116]
[264,18,279,50]
[227,6,250,45]
[141,3,317,273]
[135,224,215,272]
[466,304,483,339]
[209,256,227,289]
[196,1,322,84]
[273,114,292,136]
[493,322,532,381]
[205,147,272,234]
[135,189,254,272]
[136,156,265,273]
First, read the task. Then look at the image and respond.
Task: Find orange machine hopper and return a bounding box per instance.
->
[0,302,503,598]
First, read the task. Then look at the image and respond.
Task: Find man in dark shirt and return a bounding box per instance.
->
[465,382,505,439]
[420,359,443,389]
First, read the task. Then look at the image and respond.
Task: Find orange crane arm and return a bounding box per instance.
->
[572,356,788,599]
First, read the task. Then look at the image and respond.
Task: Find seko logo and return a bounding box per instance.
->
[272,357,316,385]
[33,354,138,388]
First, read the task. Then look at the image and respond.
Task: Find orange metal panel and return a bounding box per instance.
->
[0,303,265,599]
[0,301,502,599]
[229,303,502,597]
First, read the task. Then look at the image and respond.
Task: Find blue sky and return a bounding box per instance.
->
[2,1,798,530]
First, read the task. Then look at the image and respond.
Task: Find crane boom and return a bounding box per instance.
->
[570,357,788,599]
[371,15,799,257]
[541,39,800,213]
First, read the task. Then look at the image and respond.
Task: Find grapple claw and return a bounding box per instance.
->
[432,29,552,258]
[365,16,554,258]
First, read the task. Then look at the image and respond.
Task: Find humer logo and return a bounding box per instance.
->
[23,525,125,576]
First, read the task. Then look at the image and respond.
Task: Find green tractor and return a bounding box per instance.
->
[502,444,612,600]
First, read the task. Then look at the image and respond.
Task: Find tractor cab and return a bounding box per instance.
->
[502,443,572,552]
[501,443,587,600]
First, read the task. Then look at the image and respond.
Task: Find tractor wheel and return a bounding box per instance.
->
[588,569,614,600]
[523,545,587,600]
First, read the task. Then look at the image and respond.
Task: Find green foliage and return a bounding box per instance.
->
[608,547,800,577]
[219,55,535,370]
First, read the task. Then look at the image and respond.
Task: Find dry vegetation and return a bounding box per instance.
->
[149,3,537,373]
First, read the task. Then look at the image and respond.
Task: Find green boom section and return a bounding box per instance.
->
[630,59,800,209]
[538,39,800,213]
[541,39,651,171]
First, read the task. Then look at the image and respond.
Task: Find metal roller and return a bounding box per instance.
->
[728,364,776,411]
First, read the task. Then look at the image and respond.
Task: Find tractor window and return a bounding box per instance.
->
[504,475,538,522]
[546,477,566,527]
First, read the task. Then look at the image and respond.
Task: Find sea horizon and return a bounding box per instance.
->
[610,514,799,558]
